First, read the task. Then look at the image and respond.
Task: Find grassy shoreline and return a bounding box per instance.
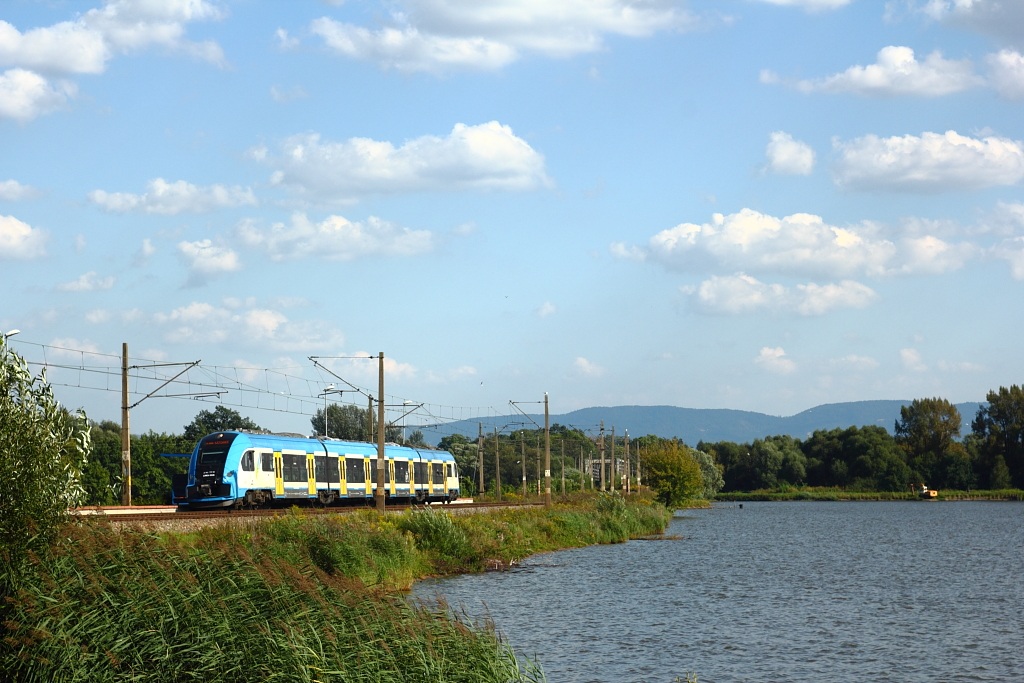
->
[715,488,1024,502]
[1,493,670,682]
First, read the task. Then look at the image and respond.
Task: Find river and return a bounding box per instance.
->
[411,501,1024,682]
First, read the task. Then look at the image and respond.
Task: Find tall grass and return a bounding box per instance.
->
[2,496,669,682]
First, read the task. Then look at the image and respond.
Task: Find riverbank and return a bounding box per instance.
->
[1,493,671,682]
[716,487,1024,502]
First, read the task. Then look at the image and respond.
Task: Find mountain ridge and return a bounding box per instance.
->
[424,400,985,445]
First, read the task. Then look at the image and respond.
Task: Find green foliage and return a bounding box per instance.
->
[0,519,542,683]
[895,397,963,487]
[971,385,1024,488]
[641,439,703,508]
[0,337,91,579]
[182,405,261,442]
[84,423,190,505]
[396,506,472,567]
[0,498,670,681]
[691,449,725,498]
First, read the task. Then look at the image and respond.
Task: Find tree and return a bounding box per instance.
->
[971,385,1024,488]
[311,403,400,442]
[641,439,703,508]
[691,449,724,499]
[894,398,962,487]
[183,406,261,442]
[1,337,91,578]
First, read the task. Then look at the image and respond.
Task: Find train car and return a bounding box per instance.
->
[172,431,459,509]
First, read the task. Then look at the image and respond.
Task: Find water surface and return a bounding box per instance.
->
[412,502,1024,682]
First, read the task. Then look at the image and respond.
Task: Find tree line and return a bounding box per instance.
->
[701,390,1024,492]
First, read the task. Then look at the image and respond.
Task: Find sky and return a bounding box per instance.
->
[2,0,1024,439]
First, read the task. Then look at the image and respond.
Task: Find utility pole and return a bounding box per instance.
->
[610,426,616,490]
[624,430,631,494]
[543,392,551,506]
[375,352,385,514]
[120,343,202,506]
[599,421,606,491]
[477,423,484,498]
[494,426,501,501]
[520,431,527,497]
[121,343,131,506]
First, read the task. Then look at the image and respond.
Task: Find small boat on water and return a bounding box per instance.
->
[916,483,938,499]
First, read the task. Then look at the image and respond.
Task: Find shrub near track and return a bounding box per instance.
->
[1,493,670,682]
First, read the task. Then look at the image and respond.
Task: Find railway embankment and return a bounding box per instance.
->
[1,492,670,682]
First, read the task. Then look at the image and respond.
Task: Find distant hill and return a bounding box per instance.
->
[422,400,985,445]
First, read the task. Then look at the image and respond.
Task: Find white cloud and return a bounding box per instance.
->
[987,50,1024,99]
[0,2,225,121]
[89,178,256,214]
[753,0,851,9]
[310,0,698,73]
[574,357,605,377]
[536,301,557,317]
[58,271,115,292]
[832,354,880,371]
[236,212,435,262]
[0,19,109,74]
[0,68,75,121]
[755,347,796,374]
[0,214,47,259]
[793,46,980,96]
[0,1,226,75]
[177,239,241,286]
[0,179,38,200]
[645,209,896,279]
[311,19,519,73]
[894,234,976,274]
[991,236,1024,279]
[915,0,1024,48]
[263,122,551,202]
[609,242,646,261]
[900,347,928,372]
[685,273,876,315]
[85,309,111,324]
[765,131,815,175]
[833,130,1024,192]
[153,300,340,352]
[270,84,307,103]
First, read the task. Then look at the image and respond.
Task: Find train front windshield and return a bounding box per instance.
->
[194,433,239,491]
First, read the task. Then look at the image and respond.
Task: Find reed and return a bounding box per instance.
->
[1,496,669,682]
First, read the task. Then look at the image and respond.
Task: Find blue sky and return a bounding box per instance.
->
[2,0,1023,438]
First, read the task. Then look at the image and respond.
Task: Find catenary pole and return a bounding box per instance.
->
[477,423,484,497]
[375,352,385,514]
[121,343,131,506]
[544,393,551,506]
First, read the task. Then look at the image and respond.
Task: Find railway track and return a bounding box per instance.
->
[75,500,541,525]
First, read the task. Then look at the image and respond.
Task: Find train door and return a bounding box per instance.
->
[252,449,274,492]
[306,452,316,496]
[274,451,284,496]
[280,449,309,498]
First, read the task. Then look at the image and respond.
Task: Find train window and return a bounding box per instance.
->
[346,457,364,484]
[261,452,273,472]
[241,451,255,472]
[314,456,341,483]
[394,461,409,484]
[282,454,307,482]
[414,461,426,485]
[432,462,443,484]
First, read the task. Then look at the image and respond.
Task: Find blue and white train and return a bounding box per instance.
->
[173,431,459,509]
